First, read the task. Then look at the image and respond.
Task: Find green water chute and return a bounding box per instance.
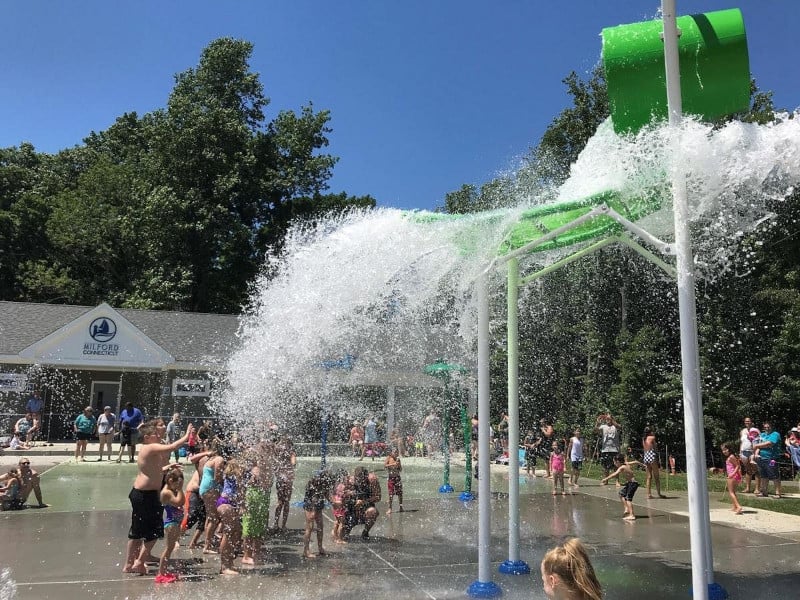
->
[498,188,662,254]
[602,8,750,134]
[407,188,664,256]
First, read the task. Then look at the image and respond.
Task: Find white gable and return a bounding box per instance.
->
[19,303,174,369]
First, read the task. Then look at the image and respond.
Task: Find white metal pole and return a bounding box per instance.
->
[507,258,520,562]
[662,2,715,598]
[477,273,493,584]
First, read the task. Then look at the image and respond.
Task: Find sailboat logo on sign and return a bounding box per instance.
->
[89,318,117,342]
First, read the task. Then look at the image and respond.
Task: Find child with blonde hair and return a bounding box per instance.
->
[157,467,185,583]
[540,537,603,600]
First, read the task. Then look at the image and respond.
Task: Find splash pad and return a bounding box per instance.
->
[217,4,800,600]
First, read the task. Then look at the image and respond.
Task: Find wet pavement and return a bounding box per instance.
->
[1,448,799,599]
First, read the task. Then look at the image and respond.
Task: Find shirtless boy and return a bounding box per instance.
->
[602,454,641,521]
[122,418,194,574]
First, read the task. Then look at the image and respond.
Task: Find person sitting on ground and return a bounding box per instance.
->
[540,537,603,600]
[0,468,23,511]
[9,432,31,451]
[14,413,35,447]
[0,457,48,508]
[348,421,364,457]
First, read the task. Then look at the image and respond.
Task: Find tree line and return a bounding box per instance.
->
[0,38,375,314]
[444,67,799,460]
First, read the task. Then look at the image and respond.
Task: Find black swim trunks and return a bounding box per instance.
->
[128,488,164,541]
[619,480,639,501]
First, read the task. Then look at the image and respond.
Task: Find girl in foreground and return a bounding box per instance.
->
[540,538,603,599]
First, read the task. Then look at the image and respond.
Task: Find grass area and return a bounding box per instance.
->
[581,462,800,516]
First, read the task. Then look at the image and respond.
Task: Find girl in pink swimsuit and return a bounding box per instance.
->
[721,443,743,514]
[550,442,566,496]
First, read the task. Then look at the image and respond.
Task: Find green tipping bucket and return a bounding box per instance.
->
[602,8,750,134]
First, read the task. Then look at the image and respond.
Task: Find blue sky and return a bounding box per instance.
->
[2,1,797,211]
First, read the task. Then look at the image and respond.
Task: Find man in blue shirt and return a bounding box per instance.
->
[119,402,144,463]
[753,420,782,498]
[25,391,44,444]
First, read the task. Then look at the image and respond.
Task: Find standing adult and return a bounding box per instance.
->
[420,410,441,459]
[166,413,183,463]
[73,406,97,462]
[361,415,378,460]
[595,413,621,484]
[96,406,116,461]
[739,416,760,494]
[25,390,44,444]
[540,419,556,478]
[642,426,666,499]
[753,420,782,498]
[272,436,296,532]
[119,402,144,463]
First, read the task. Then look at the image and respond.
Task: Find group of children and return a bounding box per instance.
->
[123,417,410,583]
[523,427,586,496]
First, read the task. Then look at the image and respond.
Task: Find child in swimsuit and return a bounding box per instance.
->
[302,470,334,558]
[331,469,349,544]
[721,443,743,514]
[0,468,22,511]
[158,467,185,582]
[602,454,641,521]
[549,442,566,496]
[216,459,244,574]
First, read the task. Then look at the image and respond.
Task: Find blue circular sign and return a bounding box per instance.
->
[89,317,117,342]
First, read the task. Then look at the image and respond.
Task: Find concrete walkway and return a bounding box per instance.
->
[1,446,799,599]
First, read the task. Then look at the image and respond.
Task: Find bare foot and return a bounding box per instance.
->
[220,568,239,575]
[386,509,392,515]
[123,562,147,575]
[734,508,743,515]
[552,491,557,496]
[303,552,317,559]
[203,549,219,555]
[647,495,654,499]
[561,492,567,496]
[241,557,255,565]
[623,515,636,521]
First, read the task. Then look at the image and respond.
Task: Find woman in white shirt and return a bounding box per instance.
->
[97,406,116,461]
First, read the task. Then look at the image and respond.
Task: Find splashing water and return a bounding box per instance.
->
[0,568,16,600]
[220,113,800,429]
